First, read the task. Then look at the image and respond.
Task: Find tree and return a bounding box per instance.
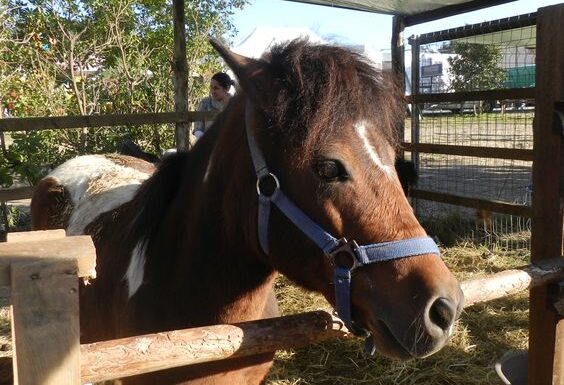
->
[0,0,247,185]
[447,42,506,92]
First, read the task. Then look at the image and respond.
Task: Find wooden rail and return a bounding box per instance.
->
[403,142,533,161]
[407,87,536,104]
[0,111,217,132]
[409,189,533,217]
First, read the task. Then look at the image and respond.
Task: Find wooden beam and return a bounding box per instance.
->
[407,88,536,104]
[409,189,532,217]
[403,142,533,161]
[411,11,536,43]
[392,15,406,144]
[172,0,189,151]
[529,4,564,385]
[0,111,217,133]
[0,187,34,203]
[80,311,348,383]
[11,259,80,384]
[0,235,96,286]
[462,258,564,307]
[404,0,516,26]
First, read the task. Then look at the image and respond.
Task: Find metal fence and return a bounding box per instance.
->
[407,13,536,251]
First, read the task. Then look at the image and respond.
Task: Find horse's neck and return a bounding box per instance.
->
[159,102,276,325]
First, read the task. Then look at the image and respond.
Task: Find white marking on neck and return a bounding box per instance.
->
[355,121,393,176]
[126,241,147,298]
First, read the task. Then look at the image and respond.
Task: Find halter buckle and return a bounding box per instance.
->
[256,172,280,197]
[329,238,361,271]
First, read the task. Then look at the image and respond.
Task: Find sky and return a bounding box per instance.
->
[231,0,563,50]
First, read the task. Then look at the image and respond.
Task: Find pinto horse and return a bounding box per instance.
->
[31,39,463,385]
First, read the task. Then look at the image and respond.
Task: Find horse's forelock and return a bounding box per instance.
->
[263,39,403,161]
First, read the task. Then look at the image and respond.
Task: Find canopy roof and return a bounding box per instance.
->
[286,0,517,25]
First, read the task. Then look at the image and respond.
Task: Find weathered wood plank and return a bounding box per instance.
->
[80,311,348,383]
[7,229,65,244]
[530,4,564,384]
[553,318,564,385]
[0,236,96,285]
[10,259,80,385]
[403,142,533,161]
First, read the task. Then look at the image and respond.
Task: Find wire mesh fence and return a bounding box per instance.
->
[407,14,536,252]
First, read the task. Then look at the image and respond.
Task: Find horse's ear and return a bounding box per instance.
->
[209,38,275,109]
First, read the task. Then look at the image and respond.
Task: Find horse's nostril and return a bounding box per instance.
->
[429,297,456,332]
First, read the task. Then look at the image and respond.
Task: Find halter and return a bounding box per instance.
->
[244,100,441,337]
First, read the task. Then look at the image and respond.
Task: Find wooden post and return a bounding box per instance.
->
[530,4,564,384]
[172,0,189,151]
[391,16,406,144]
[11,260,80,384]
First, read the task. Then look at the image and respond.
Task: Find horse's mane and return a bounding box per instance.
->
[264,39,404,160]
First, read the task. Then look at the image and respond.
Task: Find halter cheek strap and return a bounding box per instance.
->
[245,100,441,336]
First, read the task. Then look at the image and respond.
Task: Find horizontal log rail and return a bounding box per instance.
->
[403,142,533,161]
[0,186,34,202]
[410,188,533,217]
[0,111,218,132]
[407,88,536,104]
[79,258,564,383]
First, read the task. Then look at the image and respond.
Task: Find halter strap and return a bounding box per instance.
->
[244,100,440,335]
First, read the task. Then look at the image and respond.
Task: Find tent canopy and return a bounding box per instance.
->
[285,0,517,25]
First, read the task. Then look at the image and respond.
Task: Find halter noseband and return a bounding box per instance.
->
[244,100,440,338]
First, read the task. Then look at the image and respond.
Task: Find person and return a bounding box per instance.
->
[193,72,234,139]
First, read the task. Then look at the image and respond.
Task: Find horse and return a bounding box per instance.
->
[31,39,464,385]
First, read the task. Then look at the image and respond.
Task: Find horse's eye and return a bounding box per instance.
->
[314,160,348,182]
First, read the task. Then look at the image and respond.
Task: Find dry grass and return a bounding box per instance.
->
[267,243,529,385]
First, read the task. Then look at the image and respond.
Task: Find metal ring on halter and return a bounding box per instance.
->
[256,172,280,197]
[329,238,361,271]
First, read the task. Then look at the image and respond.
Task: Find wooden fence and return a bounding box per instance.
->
[0,111,217,203]
[2,229,564,384]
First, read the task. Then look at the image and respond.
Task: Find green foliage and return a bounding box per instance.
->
[0,0,247,185]
[447,42,506,92]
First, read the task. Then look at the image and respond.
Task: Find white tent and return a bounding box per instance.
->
[232,26,326,58]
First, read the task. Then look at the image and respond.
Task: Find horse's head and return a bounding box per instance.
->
[211,39,463,360]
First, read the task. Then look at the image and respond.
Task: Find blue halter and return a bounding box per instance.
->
[245,101,441,336]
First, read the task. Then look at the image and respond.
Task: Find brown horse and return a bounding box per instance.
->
[31,39,463,385]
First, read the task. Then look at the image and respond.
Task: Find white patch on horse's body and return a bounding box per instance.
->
[354,121,393,176]
[126,240,147,298]
[48,155,152,235]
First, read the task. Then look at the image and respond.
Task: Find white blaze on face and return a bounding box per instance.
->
[126,241,147,298]
[48,155,152,235]
[354,121,393,176]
